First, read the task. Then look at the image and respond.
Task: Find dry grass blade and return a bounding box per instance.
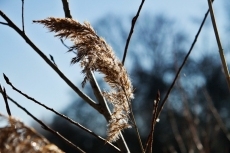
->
[34,18,134,143]
[0,113,64,153]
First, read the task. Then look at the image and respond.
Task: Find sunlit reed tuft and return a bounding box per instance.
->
[34,18,134,142]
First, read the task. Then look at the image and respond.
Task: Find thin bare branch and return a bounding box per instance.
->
[123,88,144,153]
[0,85,11,116]
[207,0,230,91]
[122,0,145,65]
[7,95,86,153]
[156,2,214,119]
[0,10,99,111]
[49,54,57,66]
[2,73,121,152]
[0,21,9,26]
[21,0,25,32]
[145,91,160,153]
[203,89,230,141]
[60,38,71,50]
[61,0,72,18]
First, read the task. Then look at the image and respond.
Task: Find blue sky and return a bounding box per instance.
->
[0,0,229,125]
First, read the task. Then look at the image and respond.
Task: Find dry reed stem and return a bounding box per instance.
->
[34,18,134,142]
[0,113,64,153]
[144,91,160,153]
[207,0,230,92]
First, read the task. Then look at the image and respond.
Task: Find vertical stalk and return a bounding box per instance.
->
[207,0,230,92]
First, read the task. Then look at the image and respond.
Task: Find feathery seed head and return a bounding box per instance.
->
[34,17,134,142]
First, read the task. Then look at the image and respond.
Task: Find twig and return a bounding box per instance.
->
[3,73,121,152]
[21,0,25,32]
[156,1,214,119]
[0,10,99,112]
[128,101,144,153]
[144,91,160,153]
[119,84,144,153]
[60,38,71,50]
[122,0,145,65]
[207,0,230,91]
[203,89,230,141]
[61,0,72,18]
[60,0,73,54]
[0,85,11,116]
[7,95,86,153]
[49,54,57,66]
[0,21,9,26]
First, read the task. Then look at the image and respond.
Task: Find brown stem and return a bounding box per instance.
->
[145,91,160,153]
[122,0,145,65]
[207,0,230,92]
[61,0,72,18]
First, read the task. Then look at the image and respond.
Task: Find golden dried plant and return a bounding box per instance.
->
[0,113,64,153]
[34,18,134,142]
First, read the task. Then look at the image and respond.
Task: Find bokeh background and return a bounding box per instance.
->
[1,0,230,152]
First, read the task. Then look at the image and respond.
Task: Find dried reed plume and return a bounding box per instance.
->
[34,18,134,142]
[0,113,64,153]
